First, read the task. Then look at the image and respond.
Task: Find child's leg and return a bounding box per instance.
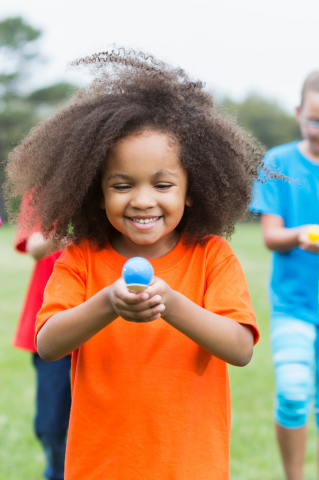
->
[271,317,316,480]
[32,353,71,480]
[275,424,306,480]
[313,327,319,479]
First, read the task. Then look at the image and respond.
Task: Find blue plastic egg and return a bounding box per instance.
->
[122,257,154,288]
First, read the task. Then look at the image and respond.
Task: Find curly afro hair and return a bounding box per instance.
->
[5,48,269,248]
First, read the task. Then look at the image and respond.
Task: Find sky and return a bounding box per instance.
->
[1,0,319,114]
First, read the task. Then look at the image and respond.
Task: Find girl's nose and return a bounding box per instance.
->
[129,189,157,209]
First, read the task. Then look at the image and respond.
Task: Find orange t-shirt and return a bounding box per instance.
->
[36,235,258,480]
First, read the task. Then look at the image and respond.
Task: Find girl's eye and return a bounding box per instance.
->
[155,183,173,190]
[113,185,132,191]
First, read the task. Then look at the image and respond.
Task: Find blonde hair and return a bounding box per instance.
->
[301,71,319,108]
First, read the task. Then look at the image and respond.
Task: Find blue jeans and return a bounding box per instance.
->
[33,354,71,480]
[271,317,319,430]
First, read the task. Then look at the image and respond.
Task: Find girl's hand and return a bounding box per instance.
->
[143,277,175,318]
[298,225,319,253]
[108,277,166,322]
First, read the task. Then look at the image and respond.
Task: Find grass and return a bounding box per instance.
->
[0,222,317,479]
[0,224,45,480]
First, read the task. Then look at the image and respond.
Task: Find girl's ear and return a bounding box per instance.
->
[100,198,106,209]
[295,106,301,125]
[185,196,193,207]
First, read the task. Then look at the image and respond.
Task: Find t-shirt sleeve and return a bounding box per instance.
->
[15,237,27,253]
[251,152,284,218]
[204,241,259,345]
[35,243,87,341]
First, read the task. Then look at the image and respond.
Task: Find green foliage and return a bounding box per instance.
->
[0,17,77,222]
[0,17,40,49]
[0,17,41,92]
[28,82,77,105]
[222,94,301,149]
[0,17,41,167]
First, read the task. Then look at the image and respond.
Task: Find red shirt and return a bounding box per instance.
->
[14,236,62,352]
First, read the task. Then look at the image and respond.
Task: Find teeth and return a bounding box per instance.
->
[131,217,160,224]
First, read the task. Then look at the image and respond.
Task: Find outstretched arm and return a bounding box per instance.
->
[37,276,254,366]
[261,214,319,253]
[122,279,254,367]
[163,291,253,367]
[37,246,255,367]
[36,279,164,362]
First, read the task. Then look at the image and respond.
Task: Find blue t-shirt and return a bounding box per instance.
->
[252,140,319,324]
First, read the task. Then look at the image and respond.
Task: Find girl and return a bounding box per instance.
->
[6,49,263,480]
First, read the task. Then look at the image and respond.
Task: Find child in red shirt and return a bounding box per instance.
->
[14,228,71,480]
[6,49,268,479]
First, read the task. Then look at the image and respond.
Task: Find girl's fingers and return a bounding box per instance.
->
[115,292,162,311]
[119,303,165,321]
[143,281,165,299]
[123,313,162,323]
[123,295,162,312]
[116,290,149,304]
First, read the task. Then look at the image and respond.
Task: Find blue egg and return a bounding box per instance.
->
[122,257,154,286]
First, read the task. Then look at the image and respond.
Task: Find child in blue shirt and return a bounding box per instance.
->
[254,72,319,480]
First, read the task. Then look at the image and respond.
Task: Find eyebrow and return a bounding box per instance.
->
[154,170,178,178]
[107,173,130,181]
[107,170,178,181]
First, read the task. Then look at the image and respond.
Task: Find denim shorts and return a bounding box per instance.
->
[271,316,319,430]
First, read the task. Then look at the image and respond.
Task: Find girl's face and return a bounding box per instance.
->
[101,130,191,257]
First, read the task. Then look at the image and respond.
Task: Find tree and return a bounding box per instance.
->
[222,94,301,150]
[0,17,76,222]
[28,82,77,104]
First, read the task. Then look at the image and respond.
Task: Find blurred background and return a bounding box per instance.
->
[0,1,318,479]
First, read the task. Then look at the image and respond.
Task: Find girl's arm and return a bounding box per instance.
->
[37,289,117,361]
[163,291,253,367]
[36,280,165,362]
[114,279,254,367]
[261,214,319,253]
[38,282,253,366]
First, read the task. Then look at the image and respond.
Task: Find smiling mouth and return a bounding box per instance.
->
[127,216,161,224]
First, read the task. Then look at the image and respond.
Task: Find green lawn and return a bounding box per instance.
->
[0,222,317,479]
